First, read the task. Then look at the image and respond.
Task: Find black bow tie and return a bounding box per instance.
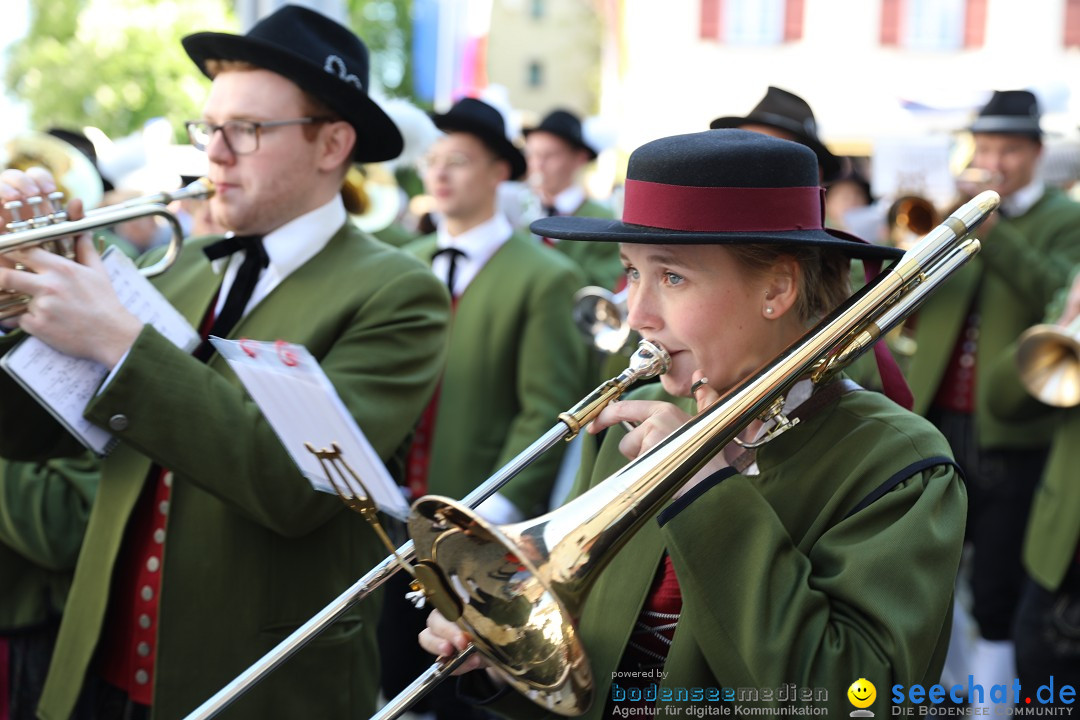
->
[433,247,466,297]
[194,234,269,362]
[203,234,270,266]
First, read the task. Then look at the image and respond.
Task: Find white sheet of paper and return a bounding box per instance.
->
[0,247,200,455]
[212,337,409,520]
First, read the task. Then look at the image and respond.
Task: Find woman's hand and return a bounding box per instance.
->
[589,370,723,461]
[419,609,497,678]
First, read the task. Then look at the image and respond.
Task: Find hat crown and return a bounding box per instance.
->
[526,108,596,158]
[245,5,370,90]
[978,89,1040,119]
[968,89,1042,136]
[437,98,510,139]
[748,86,818,135]
[629,129,819,190]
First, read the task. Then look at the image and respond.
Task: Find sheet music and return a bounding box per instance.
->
[0,247,200,455]
[213,338,410,520]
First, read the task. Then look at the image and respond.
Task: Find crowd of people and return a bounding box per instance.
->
[1,4,1079,720]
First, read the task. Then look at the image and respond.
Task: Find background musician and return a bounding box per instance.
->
[906,89,1080,693]
[0,5,450,719]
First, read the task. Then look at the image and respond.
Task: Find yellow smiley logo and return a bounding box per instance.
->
[848,678,876,709]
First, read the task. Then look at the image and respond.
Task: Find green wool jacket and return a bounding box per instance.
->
[0,224,450,720]
[406,232,588,516]
[549,199,623,292]
[906,187,1080,449]
[472,383,966,719]
[0,454,98,632]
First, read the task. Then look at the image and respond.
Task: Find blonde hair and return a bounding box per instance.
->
[724,244,852,326]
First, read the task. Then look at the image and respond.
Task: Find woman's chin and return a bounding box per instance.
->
[659,374,691,398]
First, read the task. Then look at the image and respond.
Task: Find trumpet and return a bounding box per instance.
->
[0,178,214,319]
[182,339,671,720]
[573,286,629,354]
[374,191,999,719]
[1015,317,1080,407]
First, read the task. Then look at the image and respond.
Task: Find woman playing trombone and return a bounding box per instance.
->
[419,129,967,718]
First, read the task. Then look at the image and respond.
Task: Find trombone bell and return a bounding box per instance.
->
[409,497,593,716]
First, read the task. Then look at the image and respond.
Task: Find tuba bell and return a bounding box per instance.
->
[2,132,105,211]
[342,164,402,234]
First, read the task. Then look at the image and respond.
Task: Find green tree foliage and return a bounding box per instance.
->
[348,0,418,103]
[4,0,235,141]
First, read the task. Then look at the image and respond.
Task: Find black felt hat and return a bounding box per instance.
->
[710,86,841,183]
[530,129,901,261]
[182,4,403,163]
[523,109,597,159]
[968,90,1042,137]
[431,98,527,180]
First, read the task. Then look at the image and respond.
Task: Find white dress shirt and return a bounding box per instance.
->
[433,212,513,297]
[1000,178,1045,218]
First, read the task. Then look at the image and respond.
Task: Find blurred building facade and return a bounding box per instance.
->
[482,0,1080,176]
[487,0,603,122]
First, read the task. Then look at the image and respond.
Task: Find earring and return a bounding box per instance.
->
[765,306,774,315]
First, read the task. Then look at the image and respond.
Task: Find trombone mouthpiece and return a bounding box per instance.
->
[627,340,671,380]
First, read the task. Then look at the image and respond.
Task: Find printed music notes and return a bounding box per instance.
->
[0,247,199,454]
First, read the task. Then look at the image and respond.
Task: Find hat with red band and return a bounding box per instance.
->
[530,129,902,261]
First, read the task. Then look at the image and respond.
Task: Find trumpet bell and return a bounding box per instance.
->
[573,286,629,355]
[1016,322,1080,407]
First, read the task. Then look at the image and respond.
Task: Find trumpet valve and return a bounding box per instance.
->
[4,200,28,232]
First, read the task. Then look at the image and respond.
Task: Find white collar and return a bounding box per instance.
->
[1001,179,1045,218]
[212,195,346,316]
[434,213,514,297]
[551,185,587,215]
[436,213,513,257]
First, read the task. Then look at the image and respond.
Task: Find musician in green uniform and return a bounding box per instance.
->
[0,7,449,719]
[523,109,622,293]
[420,129,967,719]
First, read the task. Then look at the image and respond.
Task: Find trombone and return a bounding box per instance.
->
[0,177,214,319]
[182,339,670,720]
[375,191,999,719]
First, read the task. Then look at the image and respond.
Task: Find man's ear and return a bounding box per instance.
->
[319,121,357,172]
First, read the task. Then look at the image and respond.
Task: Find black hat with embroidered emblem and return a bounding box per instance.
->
[710,86,841,183]
[531,129,902,261]
[182,4,403,162]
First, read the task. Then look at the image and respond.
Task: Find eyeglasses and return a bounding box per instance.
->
[185,117,332,155]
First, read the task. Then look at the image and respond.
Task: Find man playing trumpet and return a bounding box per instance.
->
[0,5,450,720]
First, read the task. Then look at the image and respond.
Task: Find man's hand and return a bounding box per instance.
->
[0,168,142,366]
